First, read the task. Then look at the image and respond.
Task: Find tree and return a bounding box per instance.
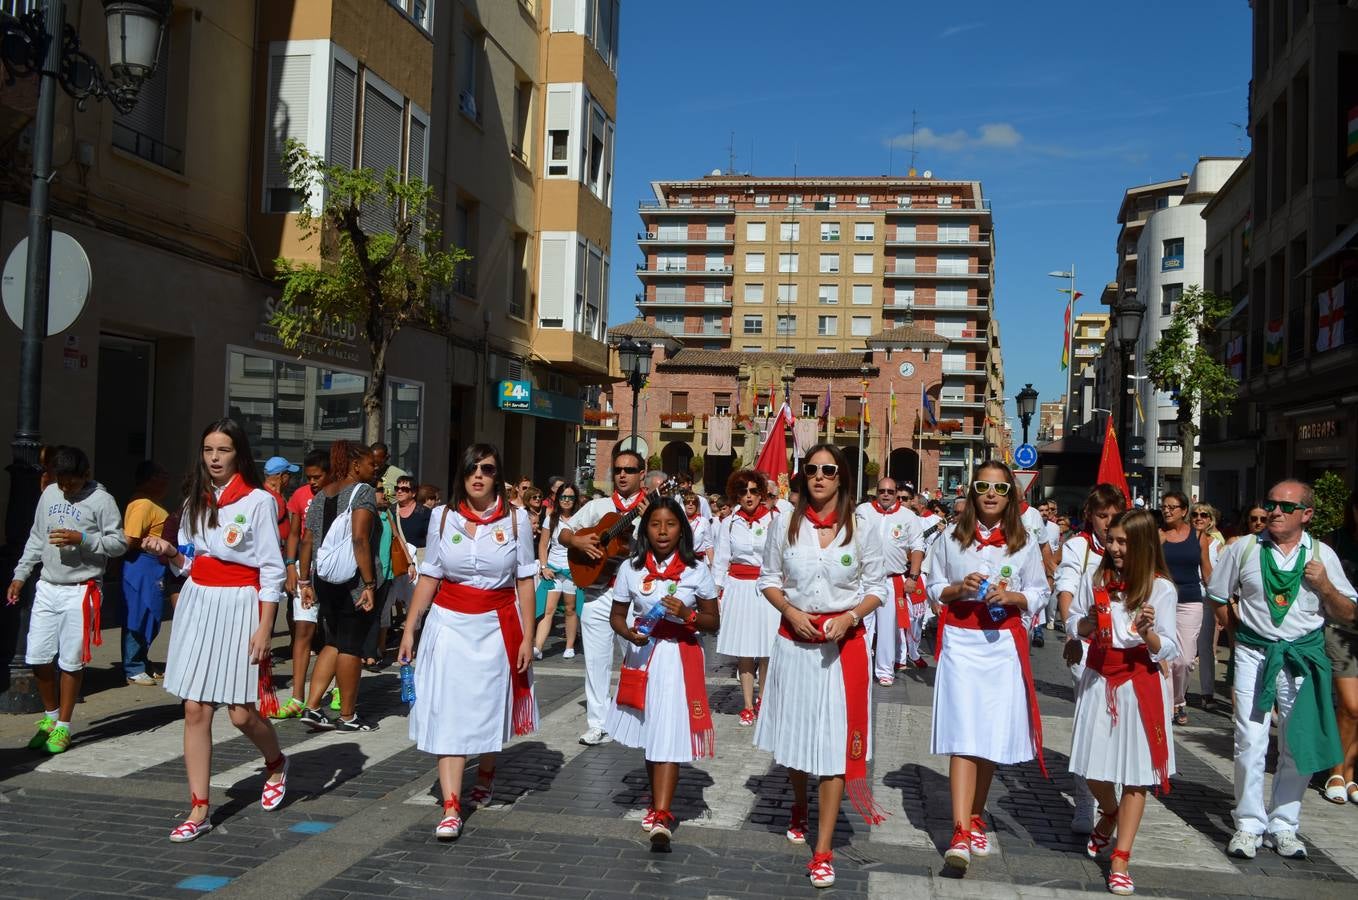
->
[1310,471,1348,539]
[270,140,467,443]
[1145,285,1237,497]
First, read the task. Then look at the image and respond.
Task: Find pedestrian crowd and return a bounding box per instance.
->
[7,424,1358,894]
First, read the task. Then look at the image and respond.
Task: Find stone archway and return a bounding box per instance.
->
[889,448,921,489]
[661,441,694,479]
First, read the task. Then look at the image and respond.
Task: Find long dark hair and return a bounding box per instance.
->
[1098,509,1171,612]
[629,496,698,568]
[548,481,579,534]
[324,440,370,488]
[185,418,262,531]
[450,443,509,521]
[787,444,855,547]
[952,459,1027,554]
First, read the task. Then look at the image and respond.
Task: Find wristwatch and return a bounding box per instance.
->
[848,610,861,626]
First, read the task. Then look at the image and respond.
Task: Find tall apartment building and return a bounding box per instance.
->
[1066,311,1109,438]
[633,174,1003,477]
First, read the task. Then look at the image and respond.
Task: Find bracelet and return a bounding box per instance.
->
[285,558,298,566]
[297,579,311,587]
[684,608,699,626]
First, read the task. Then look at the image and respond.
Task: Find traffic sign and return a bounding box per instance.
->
[1014,443,1038,469]
[1014,469,1039,496]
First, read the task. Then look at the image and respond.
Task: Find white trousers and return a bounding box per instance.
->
[1232,642,1308,835]
[867,607,896,680]
[899,598,927,665]
[580,594,622,730]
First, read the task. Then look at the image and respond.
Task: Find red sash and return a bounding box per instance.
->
[1087,588,1170,792]
[936,600,1048,777]
[727,563,760,580]
[79,581,102,664]
[185,556,278,715]
[777,612,889,825]
[891,574,911,629]
[648,620,716,758]
[435,580,536,735]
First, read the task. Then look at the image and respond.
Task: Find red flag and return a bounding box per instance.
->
[754,404,793,482]
[1096,415,1131,505]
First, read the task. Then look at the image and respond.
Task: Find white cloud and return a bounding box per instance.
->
[888,122,1023,153]
[939,23,984,39]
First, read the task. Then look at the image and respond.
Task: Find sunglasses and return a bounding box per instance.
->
[738,485,762,496]
[613,465,642,475]
[469,463,497,476]
[1248,515,1267,523]
[1262,499,1310,514]
[878,488,897,494]
[395,486,412,492]
[1191,512,1211,518]
[559,494,577,501]
[1161,504,1183,511]
[804,463,839,478]
[972,480,1011,496]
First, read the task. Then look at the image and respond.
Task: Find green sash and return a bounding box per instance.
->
[1234,623,1341,774]
[1258,541,1307,626]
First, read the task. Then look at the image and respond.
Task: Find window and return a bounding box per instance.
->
[942,350,968,372]
[755,194,770,207]
[458,27,483,122]
[856,194,871,207]
[744,252,765,273]
[671,392,688,414]
[264,51,314,212]
[937,253,971,274]
[897,195,913,208]
[743,283,765,303]
[937,195,953,208]
[452,200,477,295]
[714,393,732,415]
[820,222,840,241]
[742,345,762,352]
[704,253,726,272]
[819,253,840,273]
[657,221,686,241]
[895,223,916,242]
[822,195,837,208]
[936,285,968,307]
[388,0,433,31]
[774,346,795,353]
[114,18,182,171]
[801,396,819,417]
[1161,283,1183,316]
[654,284,684,302]
[779,222,800,241]
[854,222,874,241]
[817,315,838,336]
[935,318,966,339]
[893,286,915,306]
[776,283,798,303]
[703,283,725,303]
[743,315,763,334]
[817,347,835,354]
[893,254,915,274]
[938,222,970,242]
[706,222,726,240]
[657,251,686,271]
[509,232,528,318]
[817,284,839,305]
[778,252,799,273]
[853,253,873,274]
[715,195,730,206]
[851,316,872,336]
[545,86,572,176]
[1162,237,1185,272]
[746,221,766,241]
[852,284,873,305]
[787,194,803,208]
[360,75,405,234]
[776,314,797,335]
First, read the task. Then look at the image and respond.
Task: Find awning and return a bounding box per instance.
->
[1301,220,1358,275]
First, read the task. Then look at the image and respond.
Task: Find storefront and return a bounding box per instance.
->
[1290,409,1355,485]
[492,379,585,483]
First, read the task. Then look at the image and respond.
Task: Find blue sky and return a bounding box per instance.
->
[605,0,1251,433]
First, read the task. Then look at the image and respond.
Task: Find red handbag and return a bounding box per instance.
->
[615,652,654,712]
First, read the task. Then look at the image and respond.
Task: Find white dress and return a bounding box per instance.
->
[926,523,1049,763]
[1067,577,1179,786]
[689,517,712,559]
[408,505,538,755]
[604,557,717,762]
[753,516,888,775]
[713,510,780,658]
[163,483,285,705]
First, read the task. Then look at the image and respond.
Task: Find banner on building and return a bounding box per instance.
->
[707,415,733,456]
[792,418,819,458]
[1264,319,1284,366]
[1226,335,1245,380]
[1316,283,1346,353]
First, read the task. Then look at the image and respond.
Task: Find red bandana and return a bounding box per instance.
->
[872,500,901,515]
[209,473,253,511]
[458,497,504,525]
[974,527,1007,550]
[1080,532,1105,556]
[613,490,643,513]
[644,553,687,584]
[805,506,839,529]
[735,505,771,525]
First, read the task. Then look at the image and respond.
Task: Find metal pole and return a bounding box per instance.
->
[1120,347,1134,454]
[1063,264,1076,431]
[856,412,865,500]
[629,372,639,452]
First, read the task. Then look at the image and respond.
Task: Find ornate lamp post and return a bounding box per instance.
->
[616,336,652,453]
[1016,383,1039,446]
[1114,297,1147,448]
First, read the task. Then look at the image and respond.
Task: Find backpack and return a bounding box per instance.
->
[316,487,361,583]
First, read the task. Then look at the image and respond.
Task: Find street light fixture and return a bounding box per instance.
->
[1114,297,1147,446]
[1016,383,1039,445]
[616,336,652,451]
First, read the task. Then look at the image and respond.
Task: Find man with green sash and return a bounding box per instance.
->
[1208,479,1357,861]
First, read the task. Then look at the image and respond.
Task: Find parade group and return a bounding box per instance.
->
[7,418,1358,895]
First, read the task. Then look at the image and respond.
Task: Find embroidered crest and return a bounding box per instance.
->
[493,527,507,545]
[891,524,904,541]
[223,523,246,548]
[849,729,865,760]
[690,699,704,720]
[666,582,678,595]
[754,527,764,536]
[640,578,655,595]
[1000,565,1013,578]
[840,554,853,566]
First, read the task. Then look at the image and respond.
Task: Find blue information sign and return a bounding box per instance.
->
[1014,443,1038,469]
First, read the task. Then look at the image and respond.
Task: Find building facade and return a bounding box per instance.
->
[1066,311,1109,438]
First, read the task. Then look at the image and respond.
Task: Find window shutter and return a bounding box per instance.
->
[550,0,577,31]
[407,116,426,183]
[266,54,312,202]
[328,59,357,169]
[360,82,403,233]
[115,32,170,163]
[539,237,568,324]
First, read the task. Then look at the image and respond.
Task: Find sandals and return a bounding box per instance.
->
[1324,775,1349,804]
[1172,706,1189,727]
[169,794,212,843]
[807,850,835,888]
[261,754,289,811]
[968,814,991,856]
[435,797,463,840]
[468,767,495,809]
[1087,807,1118,858]
[1107,849,1134,895]
[1349,782,1358,805]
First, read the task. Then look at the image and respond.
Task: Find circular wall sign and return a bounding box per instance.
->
[2,231,92,336]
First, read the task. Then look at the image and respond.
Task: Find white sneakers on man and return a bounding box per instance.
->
[1266,830,1307,859]
[1227,830,1262,858]
[578,727,612,746]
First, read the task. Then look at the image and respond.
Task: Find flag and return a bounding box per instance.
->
[1096,415,1131,506]
[863,400,871,427]
[818,382,831,428]
[1226,335,1245,380]
[1317,284,1346,353]
[1264,319,1284,366]
[754,404,794,482]
[890,384,898,423]
[920,382,937,426]
[1133,389,1145,424]
[1060,301,1072,370]
[1059,289,1084,303]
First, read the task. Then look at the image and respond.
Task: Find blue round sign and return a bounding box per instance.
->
[1014,443,1038,469]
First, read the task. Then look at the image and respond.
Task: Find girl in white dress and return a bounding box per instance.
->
[398,444,537,841]
[926,460,1049,874]
[142,419,288,842]
[533,482,580,659]
[604,497,719,851]
[682,491,713,565]
[755,445,889,890]
[714,469,780,725]
[1067,509,1178,896]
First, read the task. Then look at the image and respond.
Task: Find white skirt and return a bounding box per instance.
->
[753,632,872,776]
[715,576,779,658]
[605,638,707,763]
[931,626,1035,763]
[163,581,261,705]
[1069,667,1176,786]
[408,604,538,756]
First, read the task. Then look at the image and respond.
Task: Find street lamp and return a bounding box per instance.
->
[1048,266,1076,431]
[1114,297,1147,447]
[1016,383,1039,445]
[617,336,652,451]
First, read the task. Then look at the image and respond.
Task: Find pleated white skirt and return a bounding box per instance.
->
[753,632,872,776]
[408,604,538,756]
[931,626,1034,763]
[163,581,260,705]
[605,638,707,763]
[1069,668,1176,786]
[715,577,779,658]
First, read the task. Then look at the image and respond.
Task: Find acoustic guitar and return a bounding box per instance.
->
[567,479,678,588]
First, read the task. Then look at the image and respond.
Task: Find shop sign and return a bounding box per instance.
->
[497,380,532,411]
[1295,417,1345,460]
[493,380,583,423]
[255,296,362,364]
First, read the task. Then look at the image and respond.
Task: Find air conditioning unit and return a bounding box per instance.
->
[458,89,478,120]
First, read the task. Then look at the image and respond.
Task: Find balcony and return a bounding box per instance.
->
[941,366,988,379]
[635,292,734,309]
[654,321,732,338]
[944,328,989,344]
[885,232,992,249]
[636,263,735,277]
[535,329,609,377]
[659,414,697,431]
[582,410,620,431]
[883,264,990,279]
[938,395,984,409]
[637,230,735,246]
[638,200,737,215]
[885,198,992,213]
[907,301,991,318]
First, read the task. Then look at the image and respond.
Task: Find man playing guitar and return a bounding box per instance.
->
[560,448,650,746]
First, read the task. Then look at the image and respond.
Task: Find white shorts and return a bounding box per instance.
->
[291,590,318,624]
[25,581,94,672]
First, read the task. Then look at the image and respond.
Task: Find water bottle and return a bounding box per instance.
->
[634,598,667,637]
[399,663,416,704]
[177,542,195,562]
[978,578,1006,622]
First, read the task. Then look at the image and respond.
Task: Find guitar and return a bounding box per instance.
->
[567,479,678,588]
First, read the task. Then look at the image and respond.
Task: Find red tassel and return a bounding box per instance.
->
[81,581,103,664]
[512,695,537,736]
[846,777,889,826]
[257,653,279,718]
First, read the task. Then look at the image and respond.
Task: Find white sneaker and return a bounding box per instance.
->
[1267,830,1307,859]
[1227,830,1262,859]
[578,727,612,746]
[562,648,576,659]
[126,672,157,686]
[531,647,543,660]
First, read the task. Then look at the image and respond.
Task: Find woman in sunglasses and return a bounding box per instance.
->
[714,470,779,726]
[755,445,888,889]
[398,444,537,840]
[1191,504,1227,711]
[534,482,582,659]
[1158,491,1214,726]
[926,460,1051,874]
[1227,504,1269,546]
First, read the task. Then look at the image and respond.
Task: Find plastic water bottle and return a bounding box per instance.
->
[177,542,195,562]
[634,599,667,637]
[978,578,1006,622]
[399,663,416,704]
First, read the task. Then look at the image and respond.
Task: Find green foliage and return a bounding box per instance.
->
[647,453,664,471]
[689,453,705,474]
[269,139,467,440]
[865,459,881,480]
[1310,471,1348,539]
[1145,285,1237,428]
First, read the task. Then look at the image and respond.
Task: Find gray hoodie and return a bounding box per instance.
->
[13,482,128,585]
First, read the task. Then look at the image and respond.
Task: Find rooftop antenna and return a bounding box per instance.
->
[908,109,920,177]
[727,131,737,175]
[1228,121,1247,155]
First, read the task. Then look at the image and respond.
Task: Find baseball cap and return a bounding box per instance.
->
[264,456,300,475]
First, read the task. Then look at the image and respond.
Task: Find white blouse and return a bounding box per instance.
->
[854,503,925,574]
[176,486,287,604]
[757,514,888,615]
[544,516,573,571]
[924,522,1049,615]
[613,554,717,623]
[712,510,777,589]
[419,505,536,589]
[688,517,712,555]
[1054,533,1105,597]
[1066,576,1180,664]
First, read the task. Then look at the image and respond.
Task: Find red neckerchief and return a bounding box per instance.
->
[458,497,504,525]
[1020,502,1031,513]
[613,490,643,513]
[644,553,687,584]
[974,526,1007,550]
[735,505,771,525]
[209,473,253,510]
[804,505,838,529]
[1080,532,1105,556]
[872,499,900,515]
